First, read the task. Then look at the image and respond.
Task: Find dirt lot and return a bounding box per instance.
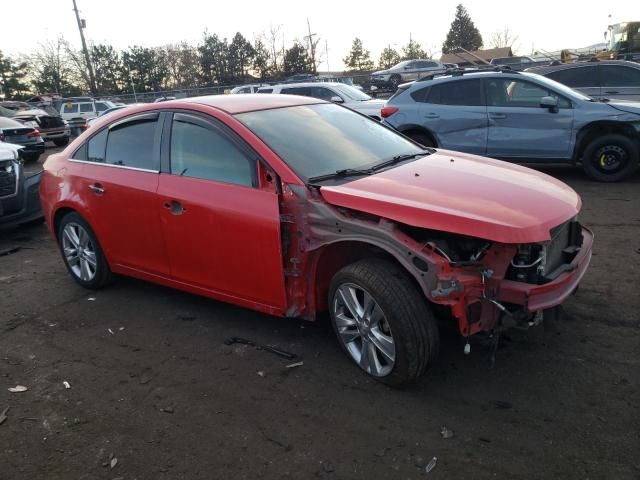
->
[1,147,639,479]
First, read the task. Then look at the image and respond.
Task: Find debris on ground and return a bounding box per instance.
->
[0,406,9,425]
[139,375,151,385]
[286,361,304,369]
[88,297,96,301]
[108,328,115,335]
[425,456,437,473]
[0,247,22,257]
[224,337,297,360]
[322,461,335,473]
[440,426,454,439]
[110,454,118,469]
[160,406,174,414]
[63,381,71,389]
[257,371,266,377]
[374,447,388,457]
[118,327,125,331]
[8,385,28,393]
[493,400,513,410]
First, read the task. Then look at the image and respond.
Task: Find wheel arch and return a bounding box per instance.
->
[395,124,438,146]
[309,240,426,316]
[574,121,640,161]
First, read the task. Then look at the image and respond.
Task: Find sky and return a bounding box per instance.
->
[1,0,638,70]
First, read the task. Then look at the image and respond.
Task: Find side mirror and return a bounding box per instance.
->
[330,96,344,103]
[540,96,559,112]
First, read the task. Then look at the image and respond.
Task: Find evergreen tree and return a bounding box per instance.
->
[378,46,401,69]
[442,4,483,54]
[343,38,374,71]
[0,50,29,99]
[402,39,428,60]
[283,43,311,76]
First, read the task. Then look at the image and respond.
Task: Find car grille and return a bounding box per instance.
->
[0,160,18,197]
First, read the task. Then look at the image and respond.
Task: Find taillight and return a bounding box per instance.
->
[27,130,41,138]
[0,134,4,142]
[381,107,398,118]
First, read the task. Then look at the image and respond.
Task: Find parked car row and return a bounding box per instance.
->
[0,142,42,228]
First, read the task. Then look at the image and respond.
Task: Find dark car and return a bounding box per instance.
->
[0,143,42,228]
[526,60,640,102]
[0,117,45,162]
[0,101,70,147]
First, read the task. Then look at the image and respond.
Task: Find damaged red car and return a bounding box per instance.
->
[39,95,593,385]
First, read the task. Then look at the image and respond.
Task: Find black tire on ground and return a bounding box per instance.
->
[22,153,40,163]
[57,212,114,289]
[581,134,639,182]
[328,258,439,386]
[389,74,402,89]
[407,131,435,148]
[53,137,70,147]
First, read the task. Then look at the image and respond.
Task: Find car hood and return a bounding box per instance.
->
[319,150,581,244]
[372,70,389,76]
[607,101,640,116]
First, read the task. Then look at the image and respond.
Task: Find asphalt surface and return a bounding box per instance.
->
[1,146,639,479]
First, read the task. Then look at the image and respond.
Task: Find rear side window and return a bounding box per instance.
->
[546,66,598,87]
[388,85,411,101]
[105,118,159,170]
[282,87,312,96]
[600,65,640,87]
[170,115,255,187]
[410,87,430,102]
[79,103,93,113]
[257,88,273,94]
[427,79,483,106]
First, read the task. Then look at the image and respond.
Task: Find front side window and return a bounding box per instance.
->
[236,103,424,181]
[105,118,159,170]
[170,116,255,187]
[486,79,571,108]
[73,128,107,162]
[546,66,598,88]
[427,79,483,106]
[64,103,79,113]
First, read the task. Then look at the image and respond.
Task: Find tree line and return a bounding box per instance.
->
[0,4,488,100]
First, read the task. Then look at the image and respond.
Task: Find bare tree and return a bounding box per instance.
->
[490,26,519,50]
[265,25,284,74]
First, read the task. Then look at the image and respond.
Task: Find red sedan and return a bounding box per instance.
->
[40,95,592,385]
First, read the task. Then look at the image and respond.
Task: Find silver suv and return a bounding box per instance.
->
[382,70,640,182]
[371,60,446,89]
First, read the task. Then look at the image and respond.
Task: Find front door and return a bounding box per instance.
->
[485,78,575,159]
[157,112,286,310]
[73,112,170,276]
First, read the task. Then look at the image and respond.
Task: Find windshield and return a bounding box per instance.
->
[608,22,640,52]
[520,72,592,101]
[332,84,372,101]
[0,106,15,118]
[236,103,424,182]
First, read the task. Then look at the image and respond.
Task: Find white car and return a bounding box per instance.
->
[230,84,268,94]
[256,82,385,120]
[59,98,117,121]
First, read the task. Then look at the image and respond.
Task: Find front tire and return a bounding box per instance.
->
[22,153,40,163]
[57,212,113,289]
[389,74,402,89]
[329,258,439,386]
[53,137,70,147]
[582,134,638,182]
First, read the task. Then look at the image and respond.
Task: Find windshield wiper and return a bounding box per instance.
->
[369,149,434,172]
[308,167,374,184]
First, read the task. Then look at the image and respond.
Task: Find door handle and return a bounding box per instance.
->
[88,183,104,195]
[163,200,186,215]
[489,113,506,119]
[424,113,439,119]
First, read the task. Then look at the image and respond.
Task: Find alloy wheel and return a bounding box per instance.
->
[62,222,98,282]
[332,283,395,377]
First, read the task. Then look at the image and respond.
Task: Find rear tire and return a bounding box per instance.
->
[582,134,638,182]
[389,74,402,89]
[57,212,113,289]
[53,137,70,147]
[22,153,40,163]
[407,131,436,148]
[328,258,439,386]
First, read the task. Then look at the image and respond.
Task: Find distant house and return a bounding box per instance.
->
[440,47,513,67]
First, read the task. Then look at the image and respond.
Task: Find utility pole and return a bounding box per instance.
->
[304,18,318,73]
[72,0,96,96]
[325,40,329,72]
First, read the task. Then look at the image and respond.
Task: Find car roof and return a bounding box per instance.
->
[407,70,521,88]
[170,94,326,114]
[0,116,27,128]
[525,60,640,74]
[263,82,345,89]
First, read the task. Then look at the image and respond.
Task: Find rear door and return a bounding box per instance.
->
[72,113,170,276]
[485,77,574,159]
[418,79,488,155]
[157,112,286,310]
[599,64,640,102]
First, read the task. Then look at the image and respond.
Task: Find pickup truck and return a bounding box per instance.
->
[0,143,42,228]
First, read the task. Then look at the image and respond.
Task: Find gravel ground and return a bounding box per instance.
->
[1,146,639,479]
